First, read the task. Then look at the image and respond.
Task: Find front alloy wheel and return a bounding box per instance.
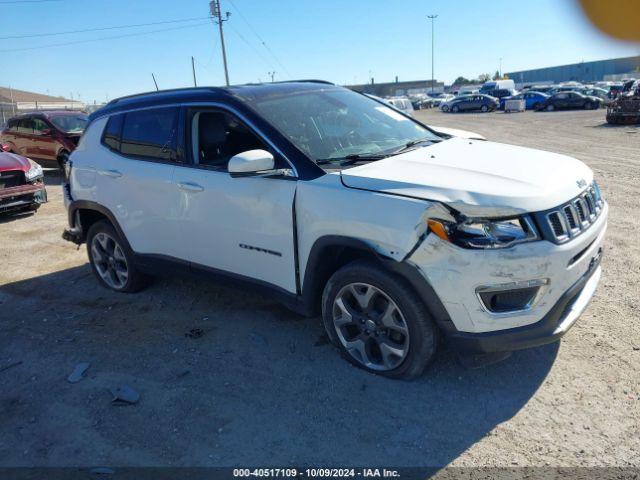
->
[322,260,438,379]
[332,283,410,371]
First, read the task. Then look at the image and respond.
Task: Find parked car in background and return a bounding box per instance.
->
[455,88,479,96]
[608,83,625,99]
[499,91,549,110]
[483,88,517,102]
[0,111,88,172]
[527,85,555,94]
[386,97,414,116]
[480,79,515,95]
[0,147,47,215]
[536,92,604,111]
[441,94,498,113]
[582,87,609,101]
[428,93,454,107]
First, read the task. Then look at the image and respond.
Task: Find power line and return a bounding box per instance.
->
[226,0,293,78]
[0,21,211,53]
[0,16,211,40]
[227,22,278,73]
[0,0,61,3]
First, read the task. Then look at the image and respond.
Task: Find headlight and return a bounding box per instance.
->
[427,216,539,249]
[25,161,43,182]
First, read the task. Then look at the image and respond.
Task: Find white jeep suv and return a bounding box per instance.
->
[63,81,607,379]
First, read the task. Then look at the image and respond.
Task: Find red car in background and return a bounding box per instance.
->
[0,146,47,215]
[0,111,88,171]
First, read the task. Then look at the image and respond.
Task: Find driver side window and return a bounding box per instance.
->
[32,118,49,136]
[191,110,273,171]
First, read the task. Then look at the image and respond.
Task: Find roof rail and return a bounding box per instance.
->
[106,80,335,105]
[107,86,221,105]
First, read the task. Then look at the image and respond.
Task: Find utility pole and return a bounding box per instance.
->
[427,14,438,93]
[268,71,276,83]
[499,57,503,78]
[192,56,198,86]
[210,0,231,86]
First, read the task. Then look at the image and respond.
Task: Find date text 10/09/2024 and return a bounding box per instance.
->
[233,468,401,478]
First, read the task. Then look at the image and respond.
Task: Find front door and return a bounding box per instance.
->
[31,117,57,160]
[171,108,298,293]
[14,118,34,156]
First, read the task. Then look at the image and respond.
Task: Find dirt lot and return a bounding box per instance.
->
[0,109,638,470]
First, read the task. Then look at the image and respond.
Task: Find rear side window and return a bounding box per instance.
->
[102,114,124,151]
[120,107,178,160]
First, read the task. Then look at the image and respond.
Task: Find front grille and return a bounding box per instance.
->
[0,170,26,189]
[541,183,604,243]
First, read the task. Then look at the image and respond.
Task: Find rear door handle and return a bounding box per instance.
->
[98,169,122,178]
[178,181,204,193]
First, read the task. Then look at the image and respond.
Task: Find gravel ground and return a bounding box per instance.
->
[0,109,638,470]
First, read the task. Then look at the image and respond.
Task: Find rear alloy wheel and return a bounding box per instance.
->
[322,260,438,380]
[546,104,555,111]
[532,102,541,110]
[441,105,449,112]
[481,105,489,112]
[452,105,459,113]
[87,220,150,293]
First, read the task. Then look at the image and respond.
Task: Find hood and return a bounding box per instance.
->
[0,152,31,172]
[340,137,593,216]
[429,126,486,141]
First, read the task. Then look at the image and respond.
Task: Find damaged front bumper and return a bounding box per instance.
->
[0,182,47,214]
[407,202,608,354]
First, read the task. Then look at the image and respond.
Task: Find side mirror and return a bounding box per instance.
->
[41,128,52,136]
[1,143,9,152]
[228,149,275,176]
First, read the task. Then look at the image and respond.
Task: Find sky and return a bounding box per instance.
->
[1,0,638,104]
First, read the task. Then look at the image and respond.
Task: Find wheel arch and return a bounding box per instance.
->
[300,236,454,332]
[68,200,132,252]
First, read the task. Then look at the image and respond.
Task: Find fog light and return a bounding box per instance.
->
[476,279,548,314]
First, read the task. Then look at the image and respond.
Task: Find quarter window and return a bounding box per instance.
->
[120,107,178,161]
[102,114,124,152]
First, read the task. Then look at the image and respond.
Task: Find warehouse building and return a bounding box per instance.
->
[347,79,444,97]
[506,55,640,85]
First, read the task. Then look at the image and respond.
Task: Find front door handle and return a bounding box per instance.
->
[98,169,122,178]
[178,181,204,193]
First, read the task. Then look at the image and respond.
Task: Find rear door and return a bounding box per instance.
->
[92,107,182,256]
[554,93,568,109]
[170,107,298,293]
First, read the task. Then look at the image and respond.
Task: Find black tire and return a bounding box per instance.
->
[57,151,70,177]
[546,104,555,112]
[321,260,438,380]
[481,105,488,112]
[441,105,449,112]
[452,105,459,113]
[532,102,541,110]
[86,220,150,293]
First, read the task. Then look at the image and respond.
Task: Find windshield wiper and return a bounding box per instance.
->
[392,137,442,154]
[316,153,389,166]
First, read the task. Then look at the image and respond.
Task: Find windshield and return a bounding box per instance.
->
[49,114,88,134]
[247,88,440,165]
